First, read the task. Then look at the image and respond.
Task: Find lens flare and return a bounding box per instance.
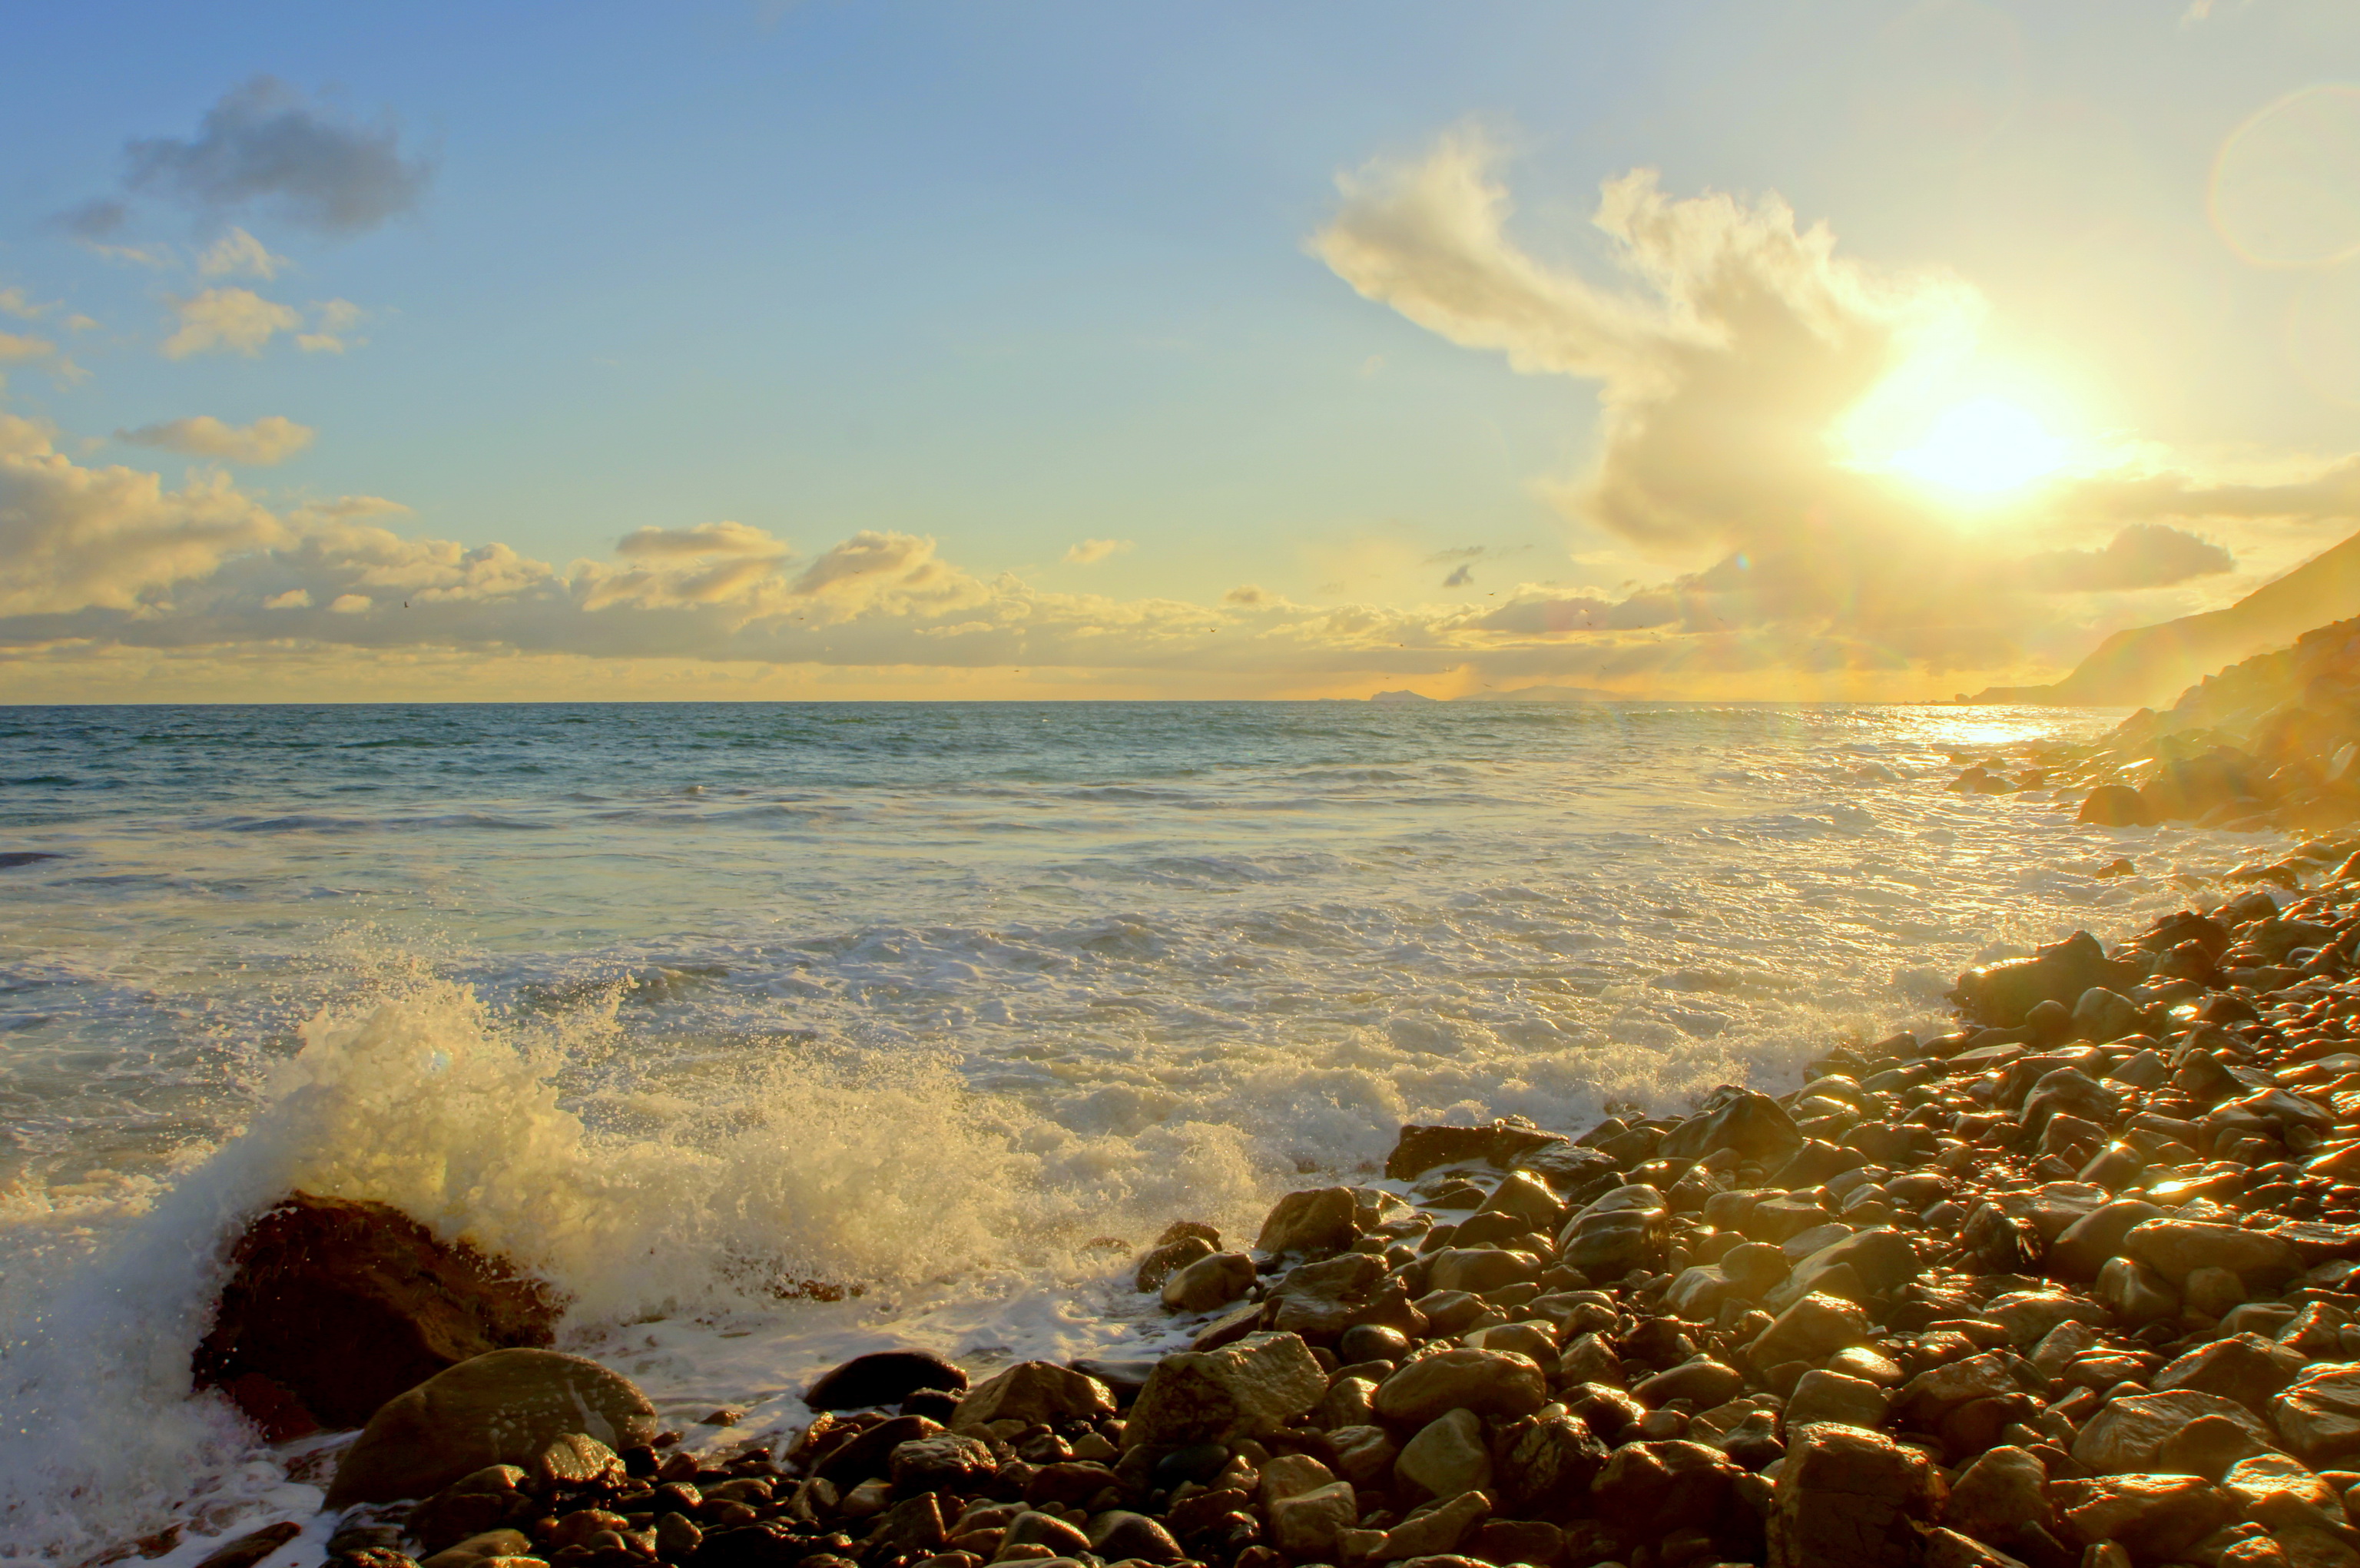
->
[1886,397,2067,496]
[2211,84,2360,269]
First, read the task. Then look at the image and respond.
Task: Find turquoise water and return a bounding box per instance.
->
[0,700,2254,1561]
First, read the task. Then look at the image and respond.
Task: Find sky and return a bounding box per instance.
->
[2,0,2358,701]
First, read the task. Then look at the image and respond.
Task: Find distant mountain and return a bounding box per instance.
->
[1971,527,2360,706]
[1367,689,1440,704]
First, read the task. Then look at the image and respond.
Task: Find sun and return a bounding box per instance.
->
[1886,396,2069,496]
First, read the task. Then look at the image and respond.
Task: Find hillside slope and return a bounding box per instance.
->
[1972,527,2360,705]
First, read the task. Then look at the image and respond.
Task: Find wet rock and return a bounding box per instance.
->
[193,1193,561,1438]
[1556,1185,1667,1275]
[1376,1490,1492,1560]
[1088,1512,1184,1564]
[1662,1087,1805,1169]
[1470,1518,1563,1568]
[2080,785,2156,827]
[1952,932,2142,1027]
[1783,1368,1891,1432]
[1121,1331,1326,1449]
[807,1349,970,1411]
[1767,1423,1940,1568]
[1387,1119,1569,1180]
[871,1492,949,1557]
[2272,1364,2360,1469]
[1747,1292,1871,1371]
[1328,1424,1402,1489]
[1424,1247,1541,1296]
[1768,1228,1918,1311]
[1133,1236,1215,1293]
[1941,1444,2050,1548]
[891,1433,998,1490]
[1268,1479,1358,1558]
[952,1361,1115,1429]
[1396,1407,1493,1498]
[406,1466,537,1555]
[1633,1358,1746,1411]
[1898,1351,2039,1424]
[2059,1474,2241,1563]
[2048,1200,2167,1281]
[1496,1413,1609,1520]
[2073,1390,2276,1474]
[2155,1412,2276,1480]
[325,1349,655,1508]
[1003,1510,1092,1556]
[2153,1334,2309,1418]
[2124,1219,2305,1291]
[1162,1251,1255,1314]
[1589,1440,1743,1543]
[1255,1188,1359,1257]
[1473,1169,1567,1232]
[1374,1347,1550,1427]
[2096,1255,2183,1325]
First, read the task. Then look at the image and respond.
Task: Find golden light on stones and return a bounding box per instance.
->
[1886,396,2070,497]
[2210,83,2360,270]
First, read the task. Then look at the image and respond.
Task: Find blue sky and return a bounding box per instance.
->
[3,2,2358,698]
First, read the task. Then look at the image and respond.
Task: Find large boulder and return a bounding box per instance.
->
[1660,1088,1802,1170]
[804,1349,969,1411]
[1768,1424,1940,1568]
[1385,1119,1569,1179]
[323,1348,656,1507]
[1374,1348,1550,1427]
[1254,1188,1358,1256]
[2072,1390,2274,1475]
[951,1361,1115,1429]
[2151,1334,2308,1418]
[1121,1332,1326,1449]
[193,1192,561,1439]
[2123,1218,2304,1291]
[1951,931,2142,1027]
[2272,1364,2360,1468]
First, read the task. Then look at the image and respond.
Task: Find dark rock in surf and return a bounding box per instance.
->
[804,1349,970,1411]
[193,1192,562,1438]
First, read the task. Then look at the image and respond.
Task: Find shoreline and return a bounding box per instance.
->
[133,817,2360,1568]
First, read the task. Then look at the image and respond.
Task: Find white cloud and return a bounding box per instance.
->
[161,288,301,358]
[118,415,316,466]
[1311,131,2360,675]
[297,297,365,353]
[196,227,287,280]
[328,593,371,613]
[0,416,283,616]
[0,332,55,363]
[1063,538,1132,564]
[615,521,786,559]
[118,77,433,235]
[0,287,49,320]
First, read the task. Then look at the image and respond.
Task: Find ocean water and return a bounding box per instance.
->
[0,701,2272,1561]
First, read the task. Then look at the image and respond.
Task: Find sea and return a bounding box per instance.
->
[0,700,2273,1562]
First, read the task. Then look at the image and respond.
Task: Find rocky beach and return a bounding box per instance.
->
[160,802,2360,1568]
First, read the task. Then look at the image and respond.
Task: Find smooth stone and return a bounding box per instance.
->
[2073,1389,2275,1474]
[1268,1480,1359,1559]
[1255,1188,1360,1256]
[325,1350,655,1509]
[1122,1332,1325,1450]
[807,1350,970,1411]
[2272,1364,2360,1469]
[1783,1368,1891,1432]
[1162,1251,1255,1314]
[953,1362,1115,1429]
[1768,1423,1940,1568]
[1940,1445,2048,1550]
[2152,1334,2309,1419]
[1748,1292,1870,1371]
[2124,1218,2304,1290]
[1396,1407,1493,1499]
[1374,1348,1550,1427]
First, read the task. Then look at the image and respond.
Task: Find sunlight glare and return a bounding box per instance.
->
[1888,397,2068,496]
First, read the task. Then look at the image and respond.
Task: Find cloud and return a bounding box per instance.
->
[117,415,316,466]
[118,77,433,235]
[2020,522,2235,593]
[615,521,787,559]
[0,287,50,320]
[0,417,2335,704]
[1310,131,2360,676]
[196,227,287,280]
[1442,562,1474,588]
[0,333,55,363]
[297,297,364,353]
[161,287,302,358]
[1063,538,1132,565]
[0,416,283,616]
